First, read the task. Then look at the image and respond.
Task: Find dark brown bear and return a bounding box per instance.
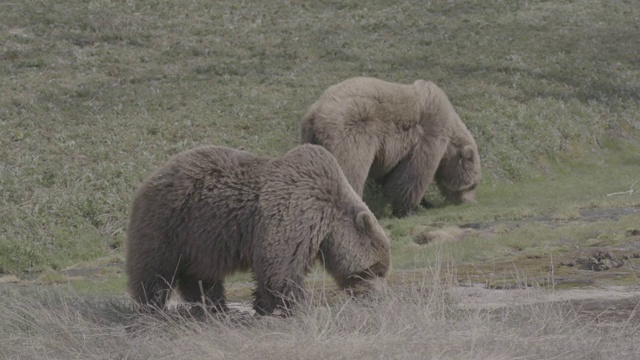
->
[125,144,391,315]
[301,77,481,217]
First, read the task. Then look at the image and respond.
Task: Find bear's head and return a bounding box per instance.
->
[435,142,481,205]
[320,208,391,293]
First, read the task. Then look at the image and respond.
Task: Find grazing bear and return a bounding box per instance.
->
[125,144,391,315]
[301,77,481,217]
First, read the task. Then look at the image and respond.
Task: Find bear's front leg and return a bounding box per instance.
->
[253,269,308,316]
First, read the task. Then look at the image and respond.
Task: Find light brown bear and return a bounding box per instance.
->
[125,144,391,315]
[301,77,481,217]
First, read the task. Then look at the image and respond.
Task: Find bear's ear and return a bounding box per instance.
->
[461,145,475,161]
[355,211,375,233]
[355,211,388,244]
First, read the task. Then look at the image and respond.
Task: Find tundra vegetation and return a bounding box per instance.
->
[1,0,638,358]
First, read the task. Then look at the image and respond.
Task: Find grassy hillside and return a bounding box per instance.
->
[1,0,639,274]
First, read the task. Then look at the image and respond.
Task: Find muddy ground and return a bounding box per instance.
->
[416,205,640,324]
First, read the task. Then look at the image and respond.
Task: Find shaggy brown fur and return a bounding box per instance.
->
[301,77,481,217]
[125,144,391,315]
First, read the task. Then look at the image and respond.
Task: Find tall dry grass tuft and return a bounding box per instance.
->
[2,262,638,359]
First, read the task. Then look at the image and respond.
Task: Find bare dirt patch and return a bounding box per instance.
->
[562,249,633,271]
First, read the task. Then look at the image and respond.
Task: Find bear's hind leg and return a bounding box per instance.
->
[325,138,377,197]
[128,273,175,311]
[383,154,439,217]
[177,277,227,312]
[383,138,448,217]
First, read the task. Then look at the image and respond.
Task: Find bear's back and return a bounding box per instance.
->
[310,77,420,136]
[260,144,365,220]
[141,146,263,210]
[262,144,344,196]
[167,146,259,179]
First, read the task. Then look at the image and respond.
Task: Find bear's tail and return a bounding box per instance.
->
[300,109,318,144]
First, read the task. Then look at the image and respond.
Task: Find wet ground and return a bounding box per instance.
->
[459,206,640,230]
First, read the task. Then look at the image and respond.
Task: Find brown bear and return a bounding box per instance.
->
[301,77,481,217]
[125,144,391,315]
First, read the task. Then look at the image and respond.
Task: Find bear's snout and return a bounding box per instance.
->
[338,259,390,292]
[443,188,476,205]
[367,260,390,279]
[347,261,389,284]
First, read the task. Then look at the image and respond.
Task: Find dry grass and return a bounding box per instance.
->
[1,268,638,360]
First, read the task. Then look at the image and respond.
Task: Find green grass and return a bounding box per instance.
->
[1,0,639,280]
